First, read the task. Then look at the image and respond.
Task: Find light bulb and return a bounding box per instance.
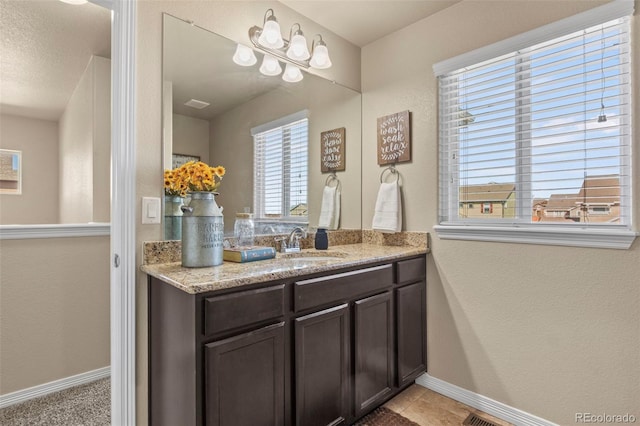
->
[282,64,303,83]
[232,44,257,66]
[310,44,332,69]
[286,34,310,61]
[258,19,284,49]
[259,55,282,76]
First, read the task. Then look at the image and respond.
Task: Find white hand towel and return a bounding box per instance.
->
[331,187,341,230]
[318,185,337,229]
[372,181,402,233]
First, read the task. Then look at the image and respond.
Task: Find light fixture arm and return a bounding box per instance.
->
[249,26,310,69]
[289,23,303,40]
[263,8,276,25]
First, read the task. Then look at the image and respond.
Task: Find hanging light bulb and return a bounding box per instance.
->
[309,35,332,69]
[286,24,310,61]
[282,64,303,83]
[259,55,282,76]
[257,9,284,49]
[232,44,257,66]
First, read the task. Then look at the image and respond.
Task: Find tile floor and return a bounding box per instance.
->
[384,385,513,426]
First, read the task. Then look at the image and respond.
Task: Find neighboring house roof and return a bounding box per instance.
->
[576,175,620,205]
[532,198,547,207]
[459,183,515,202]
[545,193,580,211]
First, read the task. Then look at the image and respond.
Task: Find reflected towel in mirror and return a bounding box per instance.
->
[318,185,340,230]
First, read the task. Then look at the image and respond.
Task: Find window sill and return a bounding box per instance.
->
[433,224,637,250]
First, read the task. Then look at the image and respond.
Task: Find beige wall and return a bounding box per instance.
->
[210,79,361,233]
[172,113,210,165]
[0,114,59,224]
[59,55,111,224]
[134,2,361,424]
[0,236,110,394]
[361,1,640,424]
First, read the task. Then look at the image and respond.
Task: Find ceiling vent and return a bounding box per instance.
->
[184,99,210,109]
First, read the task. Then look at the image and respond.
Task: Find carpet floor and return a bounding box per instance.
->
[0,378,110,426]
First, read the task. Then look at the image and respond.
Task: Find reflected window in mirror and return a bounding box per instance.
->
[252,111,308,226]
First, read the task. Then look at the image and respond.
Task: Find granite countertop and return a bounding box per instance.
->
[141,243,428,295]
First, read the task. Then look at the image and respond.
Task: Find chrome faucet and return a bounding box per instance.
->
[288,227,307,250]
[275,227,307,253]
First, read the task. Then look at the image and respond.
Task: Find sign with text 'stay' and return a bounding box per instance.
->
[321,127,346,172]
[377,110,411,165]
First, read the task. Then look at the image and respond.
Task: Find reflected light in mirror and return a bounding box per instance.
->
[282,64,303,83]
[232,44,257,66]
[259,55,282,76]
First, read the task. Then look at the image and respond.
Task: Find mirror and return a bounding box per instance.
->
[0,1,111,226]
[162,14,362,238]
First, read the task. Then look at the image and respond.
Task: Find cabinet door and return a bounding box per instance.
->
[204,322,285,426]
[295,304,350,426]
[396,281,426,387]
[354,291,394,417]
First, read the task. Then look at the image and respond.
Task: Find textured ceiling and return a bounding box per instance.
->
[0,1,110,121]
[280,0,461,47]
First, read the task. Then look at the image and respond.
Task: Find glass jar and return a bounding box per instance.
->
[234,212,255,247]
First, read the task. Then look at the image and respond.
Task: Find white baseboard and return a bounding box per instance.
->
[416,373,557,426]
[0,366,110,409]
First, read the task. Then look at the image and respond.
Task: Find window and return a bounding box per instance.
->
[253,111,308,222]
[434,2,636,249]
[0,149,22,195]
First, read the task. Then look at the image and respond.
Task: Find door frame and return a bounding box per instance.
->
[109,0,137,424]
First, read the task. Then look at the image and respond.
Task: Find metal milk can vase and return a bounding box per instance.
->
[164,195,184,240]
[181,192,224,267]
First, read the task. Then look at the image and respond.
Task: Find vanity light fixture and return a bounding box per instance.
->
[257,9,284,49]
[309,35,332,69]
[232,44,257,66]
[282,64,303,83]
[286,24,310,61]
[247,9,332,71]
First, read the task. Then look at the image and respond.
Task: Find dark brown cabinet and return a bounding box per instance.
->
[354,291,394,417]
[204,322,285,426]
[294,304,350,426]
[148,254,426,426]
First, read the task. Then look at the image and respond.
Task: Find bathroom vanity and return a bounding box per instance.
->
[143,244,427,426]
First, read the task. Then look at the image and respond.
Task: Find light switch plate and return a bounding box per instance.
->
[142,197,161,224]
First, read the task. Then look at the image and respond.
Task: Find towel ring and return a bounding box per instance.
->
[380,165,399,183]
[325,173,341,188]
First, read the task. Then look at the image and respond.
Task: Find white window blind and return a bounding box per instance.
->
[437,14,632,235]
[253,113,308,220]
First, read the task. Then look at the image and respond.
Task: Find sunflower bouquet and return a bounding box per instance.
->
[164,161,226,197]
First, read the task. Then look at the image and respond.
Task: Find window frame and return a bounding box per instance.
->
[252,110,309,223]
[433,1,637,249]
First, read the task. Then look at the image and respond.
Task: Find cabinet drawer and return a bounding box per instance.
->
[396,257,426,285]
[203,284,285,336]
[294,264,393,312]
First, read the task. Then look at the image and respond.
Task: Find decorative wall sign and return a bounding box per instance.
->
[172,153,200,169]
[377,110,411,165]
[0,149,22,195]
[321,127,346,172]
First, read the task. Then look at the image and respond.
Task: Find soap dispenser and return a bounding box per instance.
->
[314,228,328,250]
